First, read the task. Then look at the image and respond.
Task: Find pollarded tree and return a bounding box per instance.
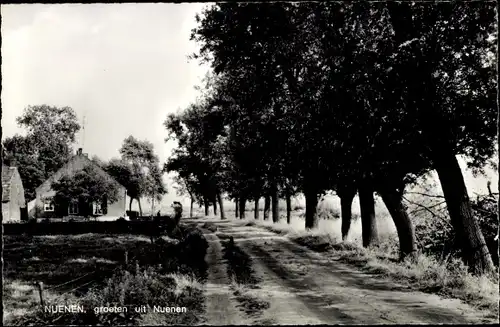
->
[311,2,429,253]
[385,1,497,274]
[192,3,336,227]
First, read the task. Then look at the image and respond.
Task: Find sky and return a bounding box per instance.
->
[1,3,212,211]
[1,3,498,214]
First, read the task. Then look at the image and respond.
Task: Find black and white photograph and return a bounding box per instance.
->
[1,1,499,326]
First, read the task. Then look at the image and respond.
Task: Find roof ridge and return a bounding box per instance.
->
[35,154,127,192]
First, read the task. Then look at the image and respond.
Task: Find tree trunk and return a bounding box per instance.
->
[137,198,143,217]
[386,2,494,274]
[286,193,292,224]
[235,197,239,218]
[254,197,260,219]
[263,196,271,220]
[129,197,133,211]
[434,150,495,275]
[217,192,225,220]
[204,197,209,216]
[304,188,318,229]
[358,183,378,247]
[190,195,194,218]
[379,187,418,260]
[239,198,246,219]
[151,196,154,218]
[213,197,218,216]
[338,187,356,241]
[271,183,279,223]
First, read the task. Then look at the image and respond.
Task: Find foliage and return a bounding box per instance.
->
[4,228,207,326]
[103,158,142,200]
[167,2,498,271]
[164,102,227,206]
[2,135,45,200]
[2,105,81,201]
[52,165,120,209]
[118,136,167,214]
[17,105,81,175]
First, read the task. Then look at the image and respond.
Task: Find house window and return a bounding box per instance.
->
[44,198,55,212]
[68,201,79,215]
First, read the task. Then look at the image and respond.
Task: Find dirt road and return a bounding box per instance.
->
[190,218,496,325]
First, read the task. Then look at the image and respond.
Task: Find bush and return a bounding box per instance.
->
[17,266,204,326]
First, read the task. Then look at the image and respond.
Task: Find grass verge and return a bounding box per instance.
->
[3,224,209,326]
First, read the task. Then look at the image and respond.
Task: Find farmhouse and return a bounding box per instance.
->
[2,164,27,222]
[35,148,127,219]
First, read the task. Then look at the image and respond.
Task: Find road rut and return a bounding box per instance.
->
[191,218,496,325]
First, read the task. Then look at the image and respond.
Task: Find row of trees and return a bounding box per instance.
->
[3,105,167,217]
[165,2,498,275]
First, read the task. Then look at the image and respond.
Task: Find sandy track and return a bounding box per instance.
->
[201,232,248,325]
[189,218,496,325]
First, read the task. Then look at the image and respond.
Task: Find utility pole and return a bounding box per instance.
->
[79,110,87,150]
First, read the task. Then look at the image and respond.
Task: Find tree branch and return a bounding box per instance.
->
[403,196,452,228]
[404,191,445,198]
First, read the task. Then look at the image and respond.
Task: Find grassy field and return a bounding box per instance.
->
[3,227,208,326]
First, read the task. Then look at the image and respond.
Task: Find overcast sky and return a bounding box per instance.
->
[1,3,497,212]
[1,3,212,209]
[1,3,209,161]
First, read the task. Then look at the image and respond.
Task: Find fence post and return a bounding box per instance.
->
[37,281,45,307]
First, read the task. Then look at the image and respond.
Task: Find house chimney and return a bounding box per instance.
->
[77,148,83,155]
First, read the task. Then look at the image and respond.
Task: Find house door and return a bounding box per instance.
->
[20,207,28,221]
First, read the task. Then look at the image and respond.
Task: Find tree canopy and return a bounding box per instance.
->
[164,1,497,274]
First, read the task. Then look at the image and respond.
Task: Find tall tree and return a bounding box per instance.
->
[2,135,45,201]
[103,158,142,212]
[3,105,81,201]
[386,1,497,273]
[119,136,166,216]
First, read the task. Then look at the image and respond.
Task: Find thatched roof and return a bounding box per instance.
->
[2,166,18,202]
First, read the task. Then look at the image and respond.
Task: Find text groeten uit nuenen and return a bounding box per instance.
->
[44,305,188,314]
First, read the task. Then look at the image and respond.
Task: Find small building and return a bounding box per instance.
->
[35,148,127,220]
[2,165,27,222]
